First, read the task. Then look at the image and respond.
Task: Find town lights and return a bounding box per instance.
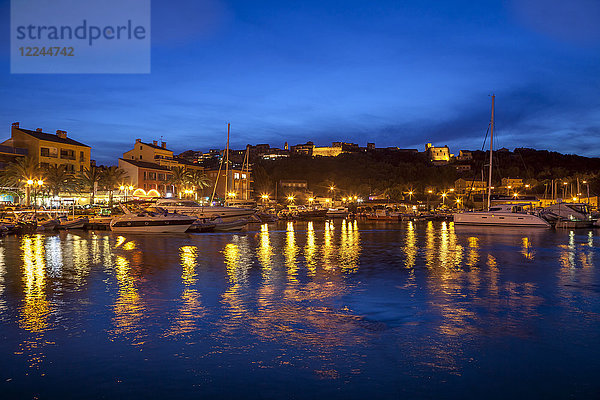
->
[513,192,519,198]
[27,179,34,185]
[260,194,269,200]
[308,197,314,203]
[228,192,236,198]
[287,195,295,203]
[441,192,447,205]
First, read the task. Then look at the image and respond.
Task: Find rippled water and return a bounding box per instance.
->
[1,221,599,399]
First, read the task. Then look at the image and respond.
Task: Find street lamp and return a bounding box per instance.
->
[427,189,433,211]
[562,181,568,199]
[25,179,44,215]
[120,185,135,202]
[441,192,447,206]
[455,197,462,209]
[583,181,590,204]
[287,195,295,204]
[261,193,269,205]
[407,190,414,202]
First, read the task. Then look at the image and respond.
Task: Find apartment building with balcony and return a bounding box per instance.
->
[3,122,91,172]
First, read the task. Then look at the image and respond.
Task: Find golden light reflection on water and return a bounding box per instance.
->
[19,235,50,333]
[466,237,479,268]
[521,237,535,260]
[2,223,596,380]
[111,255,145,344]
[404,221,417,269]
[164,246,206,338]
[285,222,298,282]
[257,224,274,279]
[322,221,335,268]
[339,219,360,273]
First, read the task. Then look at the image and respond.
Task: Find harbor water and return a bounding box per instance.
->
[1,221,599,399]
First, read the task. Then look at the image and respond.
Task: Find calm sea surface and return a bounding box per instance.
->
[1,220,599,399]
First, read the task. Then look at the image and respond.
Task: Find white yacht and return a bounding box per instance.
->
[454,204,550,227]
[326,207,349,218]
[110,207,196,233]
[154,199,256,221]
[452,95,550,228]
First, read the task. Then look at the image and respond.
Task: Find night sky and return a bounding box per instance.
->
[1,0,599,164]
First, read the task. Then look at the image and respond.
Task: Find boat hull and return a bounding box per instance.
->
[110,218,195,233]
[110,222,193,233]
[453,212,550,227]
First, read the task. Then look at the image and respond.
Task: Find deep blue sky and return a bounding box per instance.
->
[1,0,599,164]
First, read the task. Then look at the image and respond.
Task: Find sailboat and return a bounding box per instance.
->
[453,95,550,228]
[157,124,255,225]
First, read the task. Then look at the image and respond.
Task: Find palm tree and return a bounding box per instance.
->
[168,167,190,198]
[42,165,78,197]
[188,170,211,199]
[77,166,103,205]
[0,156,43,205]
[101,166,128,206]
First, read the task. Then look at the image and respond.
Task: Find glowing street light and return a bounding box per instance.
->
[441,192,447,206]
[513,192,519,198]
[582,181,590,204]
[25,178,44,212]
[287,195,295,203]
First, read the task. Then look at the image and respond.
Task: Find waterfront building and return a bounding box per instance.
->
[118,158,174,196]
[0,143,27,169]
[457,150,473,161]
[425,143,452,165]
[121,139,206,197]
[455,164,472,172]
[206,167,253,200]
[291,142,314,156]
[3,122,91,173]
[501,178,524,188]
[454,178,486,194]
[278,179,312,202]
[124,138,178,168]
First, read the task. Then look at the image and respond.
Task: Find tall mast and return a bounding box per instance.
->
[487,95,495,210]
[225,123,230,199]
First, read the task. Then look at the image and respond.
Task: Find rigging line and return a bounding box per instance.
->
[465,123,492,201]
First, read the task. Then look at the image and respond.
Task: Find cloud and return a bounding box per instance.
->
[508,0,600,46]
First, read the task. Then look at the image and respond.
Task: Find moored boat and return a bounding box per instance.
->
[110,208,196,233]
[326,207,349,218]
[454,204,550,227]
[154,199,256,222]
[212,217,249,232]
[539,202,593,228]
[57,215,89,230]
